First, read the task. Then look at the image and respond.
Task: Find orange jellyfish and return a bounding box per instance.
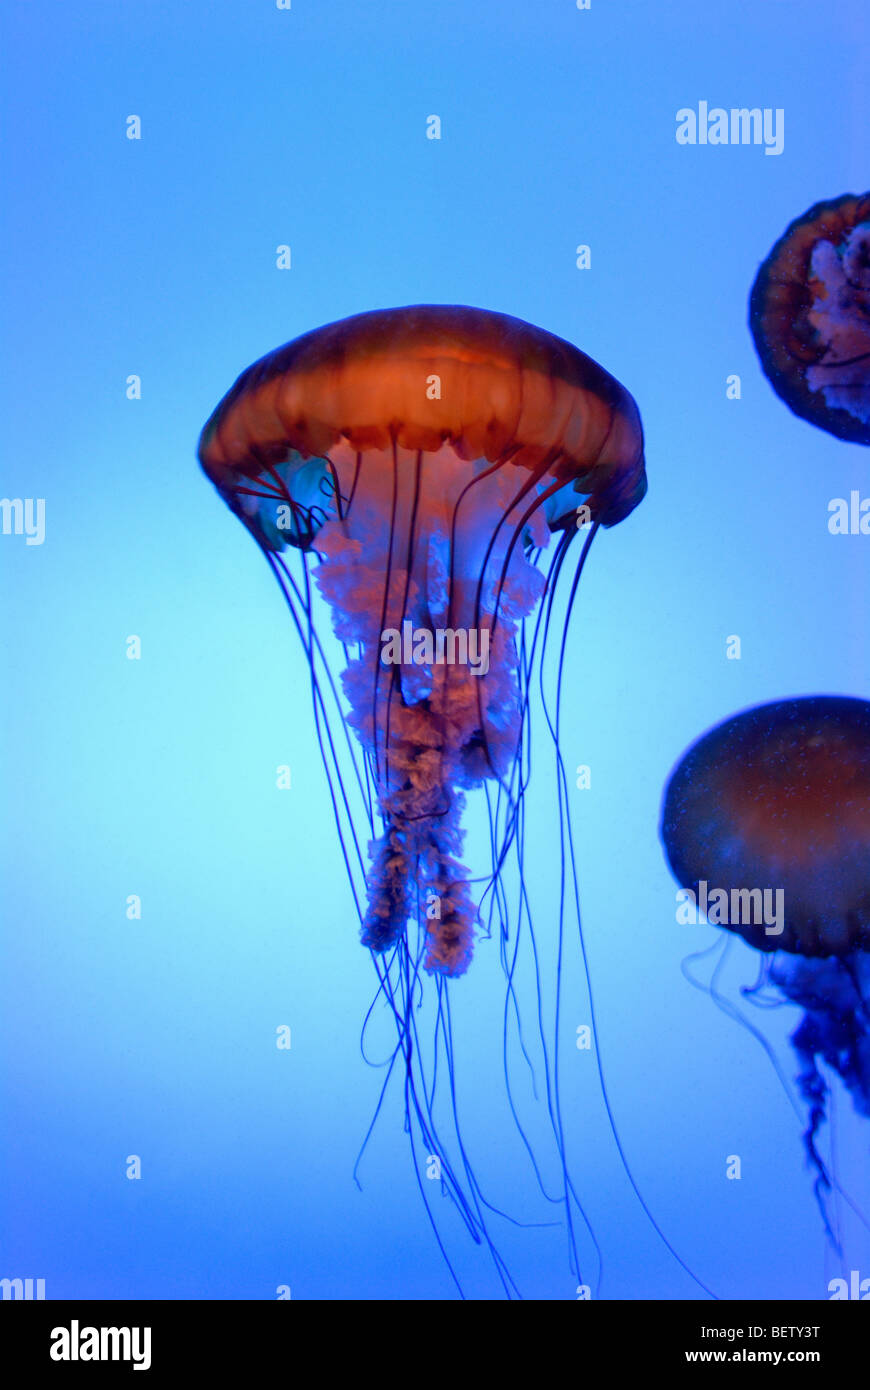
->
[661,696,870,1231]
[198,305,646,1293]
[749,193,870,443]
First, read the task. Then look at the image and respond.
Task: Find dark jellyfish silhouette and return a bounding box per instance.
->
[661,696,870,1219]
[749,192,870,443]
[198,305,652,1294]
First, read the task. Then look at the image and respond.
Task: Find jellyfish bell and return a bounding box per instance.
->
[661,695,870,958]
[660,696,870,1215]
[198,304,648,1293]
[749,192,870,444]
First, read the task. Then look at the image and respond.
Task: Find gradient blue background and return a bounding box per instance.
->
[2,0,868,1300]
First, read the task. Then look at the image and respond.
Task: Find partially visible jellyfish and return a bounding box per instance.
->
[198,305,648,1294]
[749,192,870,443]
[660,696,870,1225]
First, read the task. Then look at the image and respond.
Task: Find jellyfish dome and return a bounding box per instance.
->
[661,696,870,1190]
[749,192,870,443]
[199,305,646,976]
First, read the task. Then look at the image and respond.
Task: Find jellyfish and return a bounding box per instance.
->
[198,304,648,1294]
[749,192,870,443]
[660,696,870,1223]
